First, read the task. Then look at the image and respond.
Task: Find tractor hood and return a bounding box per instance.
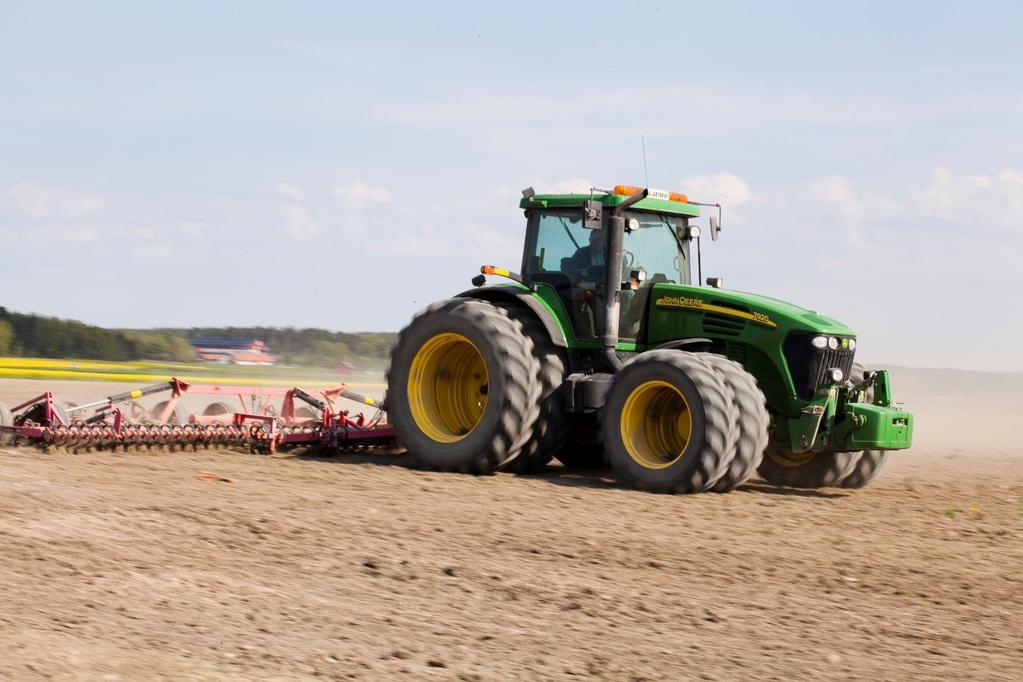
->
[651,284,857,337]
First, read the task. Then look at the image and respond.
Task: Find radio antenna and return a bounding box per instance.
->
[641,134,649,187]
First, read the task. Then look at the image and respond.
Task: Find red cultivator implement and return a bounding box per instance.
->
[0,379,395,454]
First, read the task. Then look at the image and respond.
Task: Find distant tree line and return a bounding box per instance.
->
[156,326,398,367]
[0,307,396,367]
[0,307,195,361]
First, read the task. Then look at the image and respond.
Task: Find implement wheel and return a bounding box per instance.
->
[18,402,70,427]
[0,402,12,445]
[387,298,541,474]
[756,449,859,488]
[293,406,317,420]
[150,401,183,425]
[203,402,233,417]
[603,350,737,494]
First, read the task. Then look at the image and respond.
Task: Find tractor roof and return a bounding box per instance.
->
[520,187,701,218]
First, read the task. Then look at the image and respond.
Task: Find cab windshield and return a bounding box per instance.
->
[522,209,692,340]
[621,211,691,286]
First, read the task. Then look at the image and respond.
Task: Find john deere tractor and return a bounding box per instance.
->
[386,185,913,493]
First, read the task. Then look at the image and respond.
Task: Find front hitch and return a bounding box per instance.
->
[784,370,913,453]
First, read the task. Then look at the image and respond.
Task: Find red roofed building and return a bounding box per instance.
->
[190,337,276,365]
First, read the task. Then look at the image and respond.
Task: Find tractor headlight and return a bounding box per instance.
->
[827,336,839,350]
[812,335,828,349]
[848,339,856,350]
[827,368,844,383]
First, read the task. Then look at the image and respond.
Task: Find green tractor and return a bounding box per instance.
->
[386,185,913,493]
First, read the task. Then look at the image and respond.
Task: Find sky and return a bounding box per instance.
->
[1,1,1021,371]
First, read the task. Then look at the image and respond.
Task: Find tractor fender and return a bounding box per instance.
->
[651,338,714,352]
[456,287,567,347]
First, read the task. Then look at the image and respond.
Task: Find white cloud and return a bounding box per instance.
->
[805,175,866,225]
[332,181,393,206]
[57,225,99,242]
[790,166,1023,238]
[60,191,105,219]
[132,226,156,239]
[911,166,1023,233]
[278,202,318,237]
[10,182,104,219]
[734,166,1023,292]
[133,243,173,261]
[11,183,50,217]
[273,183,305,201]
[681,173,753,206]
[181,221,209,238]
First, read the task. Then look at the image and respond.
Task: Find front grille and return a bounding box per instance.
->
[702,312,745,336]
[783,333,856,399]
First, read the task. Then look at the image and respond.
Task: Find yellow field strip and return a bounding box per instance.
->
[0,367,385,389]
[0,357,217,372]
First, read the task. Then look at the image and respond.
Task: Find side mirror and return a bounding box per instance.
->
[709,216,721,242]
[583,200,603,230]
[706,276,724,289]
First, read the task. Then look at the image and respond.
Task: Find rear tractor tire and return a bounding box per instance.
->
[494,303,570,474]
[602,350,737,494]
[386,298,542,474]
[700,354,770,492]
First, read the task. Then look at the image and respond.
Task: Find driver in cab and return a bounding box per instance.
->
[561,228,642,338]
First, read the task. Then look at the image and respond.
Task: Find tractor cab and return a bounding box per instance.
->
[520,185,703,343]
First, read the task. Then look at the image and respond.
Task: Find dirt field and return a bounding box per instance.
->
[0,377,1020,680]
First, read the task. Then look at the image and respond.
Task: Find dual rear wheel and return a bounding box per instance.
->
[387,298,542,474]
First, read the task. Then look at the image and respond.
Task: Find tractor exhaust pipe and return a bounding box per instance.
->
[604,188,649,370]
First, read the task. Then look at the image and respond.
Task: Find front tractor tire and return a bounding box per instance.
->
[387,298,541,474]
[838,363,889,488]
[756,450,860,488]
[602,350,737,494]
[757,362,892,489]
[839,450,889,488]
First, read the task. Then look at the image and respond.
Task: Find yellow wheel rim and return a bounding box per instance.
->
[407,333,488,443]
[620,380,693,469]
[766,450,816,468]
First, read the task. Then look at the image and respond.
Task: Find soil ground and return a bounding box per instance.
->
[0,377,1020,681]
